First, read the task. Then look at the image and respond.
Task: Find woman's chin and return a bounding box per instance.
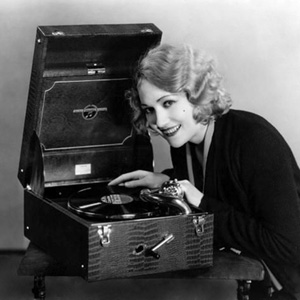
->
[164,137,186,148]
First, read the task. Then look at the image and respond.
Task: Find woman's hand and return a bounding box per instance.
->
[178,180,204,207]
[109,173,203,207]
[108,170,170,189]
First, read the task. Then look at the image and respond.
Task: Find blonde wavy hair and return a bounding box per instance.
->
[127,43,232,134]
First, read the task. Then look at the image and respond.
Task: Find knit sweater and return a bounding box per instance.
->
[166,109,300,294]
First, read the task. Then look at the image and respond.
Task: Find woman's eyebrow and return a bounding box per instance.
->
[141,94,176,107]
[157,94,174,102]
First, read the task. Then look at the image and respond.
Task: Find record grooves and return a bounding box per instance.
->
[67,186,164,221]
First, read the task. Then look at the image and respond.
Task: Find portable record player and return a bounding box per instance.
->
[18,24,214,281]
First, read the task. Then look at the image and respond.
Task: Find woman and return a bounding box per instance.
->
[109,44,300,299]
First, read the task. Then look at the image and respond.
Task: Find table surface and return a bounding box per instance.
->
[18,243,265,281]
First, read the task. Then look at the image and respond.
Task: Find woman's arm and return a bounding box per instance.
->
[108,170,170,188]
[202,127,300,265]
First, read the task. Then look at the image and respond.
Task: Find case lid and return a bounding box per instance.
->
[18,24,162,188]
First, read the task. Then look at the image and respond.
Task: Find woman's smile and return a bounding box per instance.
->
[160,125,181,137]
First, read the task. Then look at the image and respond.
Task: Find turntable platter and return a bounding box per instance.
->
[67,186,163,220]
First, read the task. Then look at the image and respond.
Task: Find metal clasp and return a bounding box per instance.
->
[51,30,65,36]
[141,28,154,34]
[193,216,206,236]
[97,225,112,247]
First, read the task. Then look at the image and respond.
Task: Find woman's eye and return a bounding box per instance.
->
[163,100,174,108]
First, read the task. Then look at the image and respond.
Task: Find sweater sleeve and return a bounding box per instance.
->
[200,125,300,266]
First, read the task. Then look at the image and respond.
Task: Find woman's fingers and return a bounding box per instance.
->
[109,171,170,189]
[121,177,148,188]
[178,180,203,207]
[108,170,151,186]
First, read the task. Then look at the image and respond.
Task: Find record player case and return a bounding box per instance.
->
[18,23,214,281]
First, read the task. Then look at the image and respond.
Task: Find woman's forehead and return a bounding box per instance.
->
[138,79,172,105]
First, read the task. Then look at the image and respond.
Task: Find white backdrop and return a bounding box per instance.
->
[1,0,299,249]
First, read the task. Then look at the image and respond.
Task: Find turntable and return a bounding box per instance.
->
[67,185,165,220]
[66,181,199,221]
[18,24,213,282]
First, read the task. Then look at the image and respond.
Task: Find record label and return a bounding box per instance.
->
[100,194,133,205]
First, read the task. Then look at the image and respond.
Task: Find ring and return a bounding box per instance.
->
[159,179,185,199]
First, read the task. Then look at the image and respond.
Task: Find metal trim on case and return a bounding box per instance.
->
[97,225,112,247]
[193,216,206,236]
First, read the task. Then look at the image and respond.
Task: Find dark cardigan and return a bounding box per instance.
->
[166,109,300,294]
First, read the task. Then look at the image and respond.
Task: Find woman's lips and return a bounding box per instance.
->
[161,125,181,137]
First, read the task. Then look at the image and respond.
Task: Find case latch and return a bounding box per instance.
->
[193,216,206,236]
[97,225,112,247]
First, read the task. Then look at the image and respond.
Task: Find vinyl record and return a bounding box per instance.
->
[67,186,163,220]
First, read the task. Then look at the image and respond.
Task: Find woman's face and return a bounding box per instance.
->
[138,79,207,148]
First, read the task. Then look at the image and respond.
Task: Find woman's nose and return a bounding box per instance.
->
[154,109,169,129]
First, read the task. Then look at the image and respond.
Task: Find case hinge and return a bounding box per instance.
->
[192,216,206,236]
[97,225,112,247]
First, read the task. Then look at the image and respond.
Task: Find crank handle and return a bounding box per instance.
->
[146,234,175,259]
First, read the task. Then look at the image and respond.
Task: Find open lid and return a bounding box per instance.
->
[18,24,162,188]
